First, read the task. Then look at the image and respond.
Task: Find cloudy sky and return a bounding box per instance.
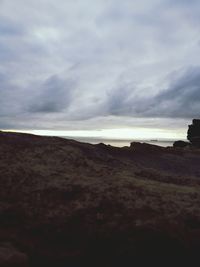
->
[0,0,200,139]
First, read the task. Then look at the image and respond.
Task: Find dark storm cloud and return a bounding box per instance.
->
[148,67,200,118]
[146,67,200,118]
[105,66,200,120]
[0,72,75,129]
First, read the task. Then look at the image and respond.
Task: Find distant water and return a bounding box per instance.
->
[62,136,176,147]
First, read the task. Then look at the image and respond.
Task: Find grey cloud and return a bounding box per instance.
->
[105,66,200,120]
[0,73,75,130]
[0,17,24,36]
[106,83,136,116]
[150,67,200,118]
[166,0,200,6]
[0,73,23,116]
[0,0,200,132]
[28,75,74,113]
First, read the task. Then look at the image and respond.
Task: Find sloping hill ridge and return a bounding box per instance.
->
[0,131,200,266]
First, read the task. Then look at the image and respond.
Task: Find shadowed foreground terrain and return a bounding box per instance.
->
[0,131,200,266]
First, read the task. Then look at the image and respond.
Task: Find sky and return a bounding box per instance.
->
[0,0,200,140]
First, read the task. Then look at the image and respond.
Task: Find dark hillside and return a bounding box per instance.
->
[0,131,200,266]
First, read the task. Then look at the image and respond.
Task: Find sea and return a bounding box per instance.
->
[62,136,177,147]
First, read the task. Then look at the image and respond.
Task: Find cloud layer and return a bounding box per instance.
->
[0,0,200,133]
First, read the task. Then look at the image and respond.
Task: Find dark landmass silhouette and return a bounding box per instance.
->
[0,129,200,266]
[174,118,200,148]
[187,119,200,147]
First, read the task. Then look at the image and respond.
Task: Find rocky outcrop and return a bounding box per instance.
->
[172,119,200,148]
[187,119,200,147]
[173,140,189,148]
[1,131,200,266]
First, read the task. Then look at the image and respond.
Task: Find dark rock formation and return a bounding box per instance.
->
[187,119,200,147]
[173,140,189,148]
[1,132,200,266]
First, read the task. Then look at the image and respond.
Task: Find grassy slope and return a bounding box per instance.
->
[0,131,200,266]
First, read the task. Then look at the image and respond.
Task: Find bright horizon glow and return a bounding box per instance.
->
[4,127,186,140]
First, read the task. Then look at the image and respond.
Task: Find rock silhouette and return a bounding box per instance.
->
[173,140,189,148]
[187,119,200,147]
[173,119,200,148]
